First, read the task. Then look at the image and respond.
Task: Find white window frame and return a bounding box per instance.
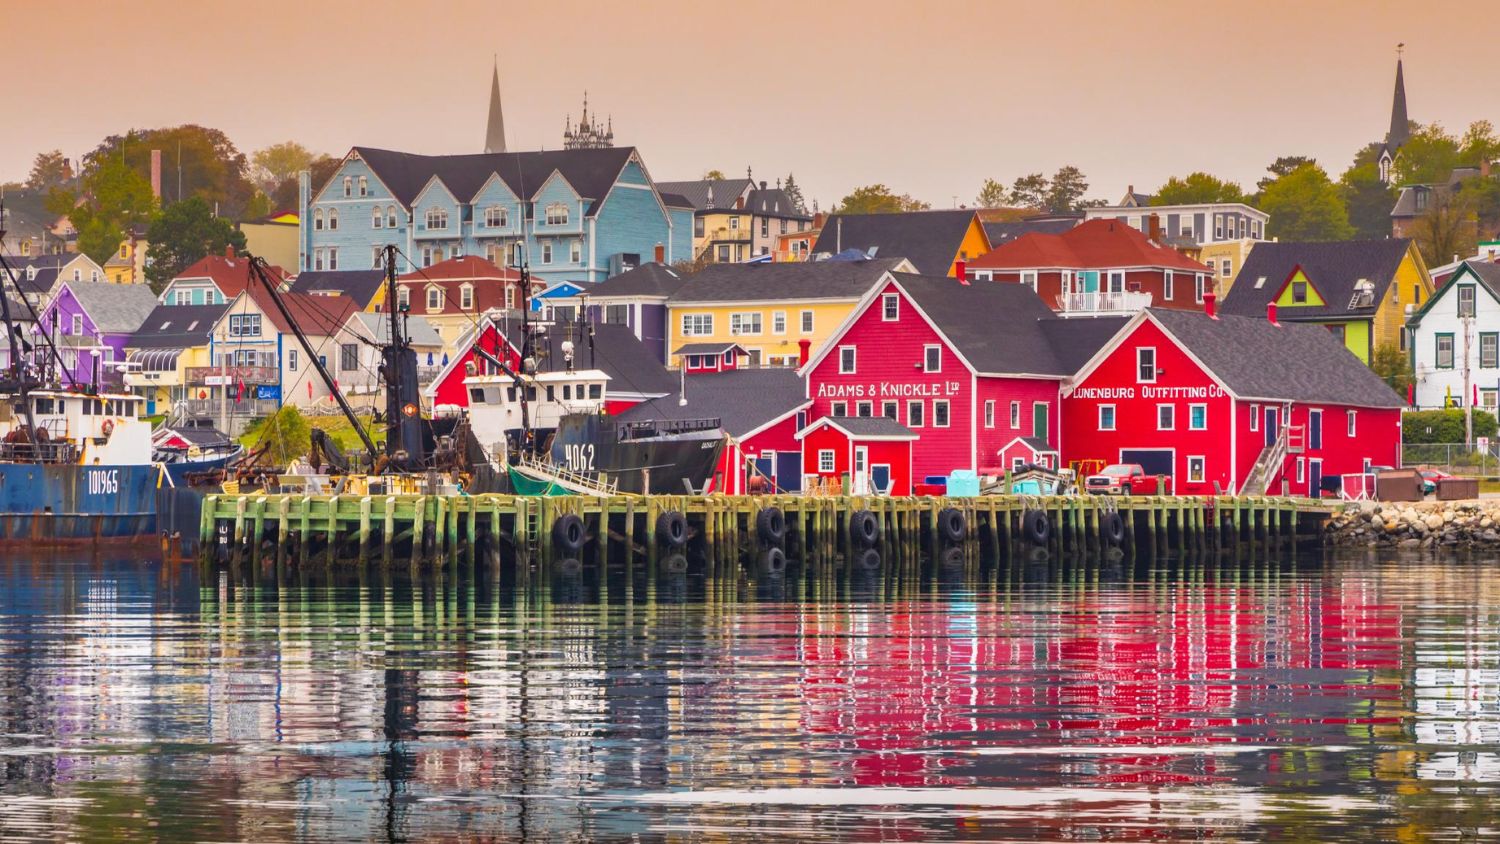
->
[358,175,367,197]
[426,287,442,310]
[342,176,352,197]
[425,207,449,230]
[984,399,995,428]
[541,242,553,264]
[484,205,508,228]
[730,312,763,336]
[923,344,941,373]
[818,449,836,473]
[1297,457,1306,484]
[1188,403,1207,430]
[1164,271,1174,300]
[933,399,950,428]
[1098,404,1116,431]
[1347,410,1356,437]
[1137,347,1157,383]
[856,400,873,417]
[881,293,900,321]
[372,207,383,229]
[838,345,856,374]
[545,202,569,226]
[1250,403,1260,431]
[1157,403,1175,431]
[1009,400,1020,429]
[1020,270,1037,291]
[681,313,713,336]
[313,208,324,230]
[328,208,338,230]
[460,284,474,311]
[907,399,924,428]
[831,401,848,417]
[800,310,814,333]
[327,247,337,270]
[772,311,786,334]
[1187,455,1206,484]
[570,239,581,264]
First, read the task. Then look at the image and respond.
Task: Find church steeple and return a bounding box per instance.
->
[1386,45,1409,151]
[484,58,507,154]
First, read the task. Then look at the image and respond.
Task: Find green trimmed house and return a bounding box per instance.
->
[1407,260,1500,410]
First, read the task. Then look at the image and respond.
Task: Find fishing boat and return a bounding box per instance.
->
[151,415,244,487]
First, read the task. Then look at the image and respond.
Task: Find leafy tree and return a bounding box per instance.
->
[1409,191,1478,267]
[1460,120,1500,169]
[832,183,930,215]
[84,124,255,219]
[269,154,340,211]
[44,156,157,264]
[1403,409,1499,443]
[249,405,313,466]
[1340,152,1398,239]
[1152,172,1246,205]
[703,169,727,180]
[975,178,1009,208]
[144,197,247,293]
[250,141,317,194]
[1256,156,1316,194]
[1370,344,1414,395]
[782,172,807,215]
[1045,166,1090,213]
[242,191,274,222]
[26,150,72,191]
[1393,123,1461,186]
[1009,173,1049,209]
[1258,163,1354,241]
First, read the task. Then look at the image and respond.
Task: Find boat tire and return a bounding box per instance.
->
[1022,509,1051,547]
[852,547,882,570]
[937,507,967,544]
[848,509,881,548]
[756,507,787,546]
[557,557,583,576]
[1102,511,1126,547]
[552,514,586,554]
[656,511,688,548]
[758,546,787,576]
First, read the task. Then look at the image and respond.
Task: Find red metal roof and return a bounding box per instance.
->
[173,250,291,298]
[969,218,1209,273]
[396,255,521,282]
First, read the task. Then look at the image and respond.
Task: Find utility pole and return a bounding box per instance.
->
[1465,314,1474,448]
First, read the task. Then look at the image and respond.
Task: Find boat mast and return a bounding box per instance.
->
[246,255,380,464]
[0,202,39,440]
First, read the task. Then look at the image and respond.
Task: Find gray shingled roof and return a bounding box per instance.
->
[1148,308,1405,407]
[743,187,810,220]
[1456,260,1500,298]
[673,342,745,356]
[892,273,1123,376]
[668,257,906,304]
[982,217,1078,246]
[654,178,752,211]
[65,281,160,335]
[811,209,981,276]
[127,303,230,349]
[1219,239,1413,321]
[290,270,388,309]
[819,416,916,438]
[352,312,444,347]
[500,320,677,396]
[350,146,638,215]
[590,263,687,298]
[615,368,807,438]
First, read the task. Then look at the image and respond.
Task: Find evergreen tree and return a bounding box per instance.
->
[782,172,807,215]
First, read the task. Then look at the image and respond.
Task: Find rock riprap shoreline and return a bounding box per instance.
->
[1326,500,1500,547]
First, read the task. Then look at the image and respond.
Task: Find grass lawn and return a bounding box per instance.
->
[240,414,383,453]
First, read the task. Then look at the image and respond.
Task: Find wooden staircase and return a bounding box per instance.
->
[1241,404,1299,495]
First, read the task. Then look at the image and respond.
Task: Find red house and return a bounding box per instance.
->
[801,272,1123,487]
[674,342,747,374]
[1062,301,1405,495]
[967,218,1212,316]
[797,416,916,495]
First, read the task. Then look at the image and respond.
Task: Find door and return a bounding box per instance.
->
[753,454,774,491]
[776,452,802,492]
[870,464,892,495]
[1264,406,1279,447]
[854,446,870,495]
[1032,403,1049,442]
[1080,270,1099,294]
[1309,459,1323,497]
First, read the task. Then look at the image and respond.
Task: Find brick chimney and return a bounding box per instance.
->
[653,242,665,264]
[1204,290,1217,319]
[813,211,826,229]
[1147,213,1162,242]
[797,338,811,367]
[1267,301,1278,326]
[150,149,162,200]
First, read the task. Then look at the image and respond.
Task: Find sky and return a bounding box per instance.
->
[3,0,1497,209]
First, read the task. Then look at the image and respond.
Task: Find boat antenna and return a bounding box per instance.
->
[247,255,381,467]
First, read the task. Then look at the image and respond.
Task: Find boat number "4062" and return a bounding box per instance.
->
[562,443,596,472]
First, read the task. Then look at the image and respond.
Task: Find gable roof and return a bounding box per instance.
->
[797,415,917,441]
[982,217,1078,247]
[1144,308,1404,407]
[811,210,982,276]
[668,257,908,305]
[971,218,1210,272]
[743,186,810,220]
[127,303,230,349]
[244,288,359,336]
[350,312,444,348]
[614,368,808,439]
[1220,239,1414,320]
[171,252,289,299]
[1410,259,1500,324]
[350,146,638,215]
[590,263,687,298]
[397,255,520,282]
[63,281,161,335]
[654,178,753,211]
[289,270,387,309]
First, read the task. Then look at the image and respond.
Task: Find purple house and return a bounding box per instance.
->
[39,281,159,386]
[579,262,686,364]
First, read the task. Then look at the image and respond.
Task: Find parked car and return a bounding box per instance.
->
[1419,468,1453,496]
[1085,464,1169,495]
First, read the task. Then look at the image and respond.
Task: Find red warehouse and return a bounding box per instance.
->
[1061,300,1405,496]
[797,416,917,495]
[967,218,1213,316]
[801,272,1123,485]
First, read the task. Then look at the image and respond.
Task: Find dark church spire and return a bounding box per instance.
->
[484,57,507,154]
[1386,45,1409,151]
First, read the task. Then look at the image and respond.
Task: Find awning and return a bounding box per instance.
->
[127,348,184,372]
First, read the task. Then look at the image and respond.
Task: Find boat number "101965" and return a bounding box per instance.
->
[87,469,120,495]
[562,443,596,472]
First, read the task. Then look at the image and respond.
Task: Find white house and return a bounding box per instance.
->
[337,311,446,396]
[1408,260,1500,411]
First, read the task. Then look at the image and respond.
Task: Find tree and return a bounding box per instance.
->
[249,405,312,466]
[1151,172,1246,205]
[269,154,340,211]
[26,150,72,191]
[1258,163,1354,241]
[1409,191,1478,267]
[1370,344,1414,395]
[832,184,929,215]
[1460,120,1500,169]
[1392,123,1461,186]
[703,169,727,180]
[1402,409,1499,443]
[1256,156,1316,194]
[1340,153,1398,239]
[1044,166,1090,213]
[84,124,255,219]
[975,178,1009,208]
[1009,173,1049,209]
[250,142,317,194]
[144,197,247,293]
[45,156,157,265]
[782,172,807,215]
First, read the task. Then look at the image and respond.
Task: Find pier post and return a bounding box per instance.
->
[358,496,372,561]
[300,495,312,562]
[383,496,396,568]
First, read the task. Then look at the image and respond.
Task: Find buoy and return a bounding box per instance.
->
[848,509,881,548]
[656,510,687,548]
[937,507,966,544]
[1022,509,1050,546]
[552,513,586,554]
[1102,511,1126,547]
[756,506,787,546]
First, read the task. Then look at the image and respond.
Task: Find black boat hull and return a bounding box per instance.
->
[549,414,724,495]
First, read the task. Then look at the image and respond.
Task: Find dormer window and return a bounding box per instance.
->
[1292,281,1308,303]
[343,176,353,197]
[425,208,449,230]
[545,203,569,226]
[426,287,442,310]
[460,284,474,310]
[1415,189,1428,211]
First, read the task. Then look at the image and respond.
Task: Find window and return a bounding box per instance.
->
[682,314,713,336]
[1297,457,1306,484]
[1220,259,1232,278]
[70,314,83,335]
[907,400,924,428]
[729,217,740,231]
[358,175,367,197]
[769,311,786,334]
[856,401,873,417]
[342,176,352,197]
[1181,216,1195,238]
[831,401,848,417]
[545,203,569,226]
[1436,333,1455,369]
[883,401,898,420]
[1413,284,1422,305]
[1137,347,1156,382]
[1195,274,1206,303]
[541,242,553,264]
[397,286,410,311]
[1189,403,1207,430]
[313,208,324,230]
[1157,404,1175,430]
[484,206,508,228]
[800,310,814,333]
[372,207,383,229]
[327,247,338,270]
[1020,270,1037,291]
[1164,271,1174,300]
[984,400,995,428]
[1187,456,1205,484]
[372,246,383,268]
[1250,403,1260,431]
[1292,281,1308,303]
[716,245,730,262]
[1458,284,1476,317]
[1098,404,1116,430]
[386,206,398,228]
[460,284,474,310]
[922,345,942,373]
[760,217,769,237]
[426,288,442,310]
[174,290,191,306]
[313,248,325,271]
[425,208,449,230]
[694,217,705,237]
[1214,214,1224,239]
[340,344,358,372]
[119,244,128,259]
[882,293,900,321]
[228,314,261,338]
[288,349,299,372]
[818,450,836,473]
[730,312,762,335]
[1347,410,1357,437]
[327,208,338,230]
[1010,401,1020,429]
[570,239,581,264]
[933,399,950,427]
[838,346,856,374]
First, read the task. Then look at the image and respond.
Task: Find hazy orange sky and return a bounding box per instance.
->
[4,0,1496,208]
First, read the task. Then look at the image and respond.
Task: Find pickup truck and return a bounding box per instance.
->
[1085,463,1168,495]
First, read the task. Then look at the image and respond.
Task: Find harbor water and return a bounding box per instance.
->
[1,548,1498,841]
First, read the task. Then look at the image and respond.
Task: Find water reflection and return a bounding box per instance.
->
[0,549,1497,840]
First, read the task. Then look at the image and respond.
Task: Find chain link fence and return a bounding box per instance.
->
[1401,442,1500,473]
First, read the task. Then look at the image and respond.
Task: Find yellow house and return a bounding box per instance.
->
[122,302,229,414]
[239,211,301,271]
[1220,239,1432,364]
[665,257,914,367]
[104,230,148,285]
[1189,238,1257,298]
[811,209,990,277]
[655,177,816,264]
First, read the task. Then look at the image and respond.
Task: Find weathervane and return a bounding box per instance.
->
[1397,42,1404,58]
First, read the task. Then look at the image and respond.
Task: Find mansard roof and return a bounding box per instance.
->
[349,146,638,215]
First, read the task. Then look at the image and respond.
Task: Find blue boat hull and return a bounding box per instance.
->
[0,464,159,542]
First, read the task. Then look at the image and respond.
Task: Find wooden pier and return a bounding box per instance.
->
[199,492,1334,570]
